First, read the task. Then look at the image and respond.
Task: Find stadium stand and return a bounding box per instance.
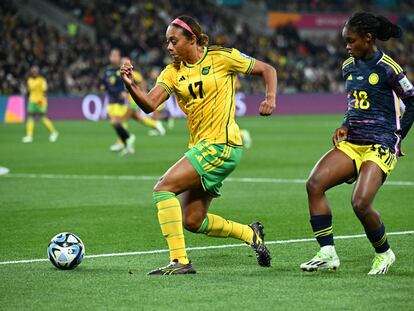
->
[1,0,413,95]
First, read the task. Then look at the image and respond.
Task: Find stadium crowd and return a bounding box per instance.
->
[265,0,414,13]
[1,0,414,95]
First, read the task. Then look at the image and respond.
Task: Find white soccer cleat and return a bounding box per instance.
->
[49,131,59,143]
[368,249,395,275]
[156,121,166,136]
[121,134,135,155]
[22,136,33,143]
[300,245,340,272]
[110,142,124,152]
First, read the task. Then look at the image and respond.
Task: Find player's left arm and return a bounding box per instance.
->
[389,68,414,140]
[401,95,414,139]
[249,60,277,116]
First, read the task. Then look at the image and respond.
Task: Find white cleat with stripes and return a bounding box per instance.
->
[368,249,395,275]
[300,245,340,272]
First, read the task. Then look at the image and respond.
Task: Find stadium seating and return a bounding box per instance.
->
[1,0,413,95]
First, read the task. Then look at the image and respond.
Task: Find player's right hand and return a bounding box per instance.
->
[120,61,134,86]
[332,126,348,146]
[259,97,276,116]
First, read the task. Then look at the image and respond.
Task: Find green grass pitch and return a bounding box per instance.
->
[0,115,413,310]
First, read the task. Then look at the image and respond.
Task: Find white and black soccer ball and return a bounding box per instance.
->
[47,232,85,270]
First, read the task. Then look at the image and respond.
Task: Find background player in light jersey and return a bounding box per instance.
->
[120,16,277,275]
[301,12,414,275]
[120,57,166,136]
[22,66,58,143]
[101,49,135,155]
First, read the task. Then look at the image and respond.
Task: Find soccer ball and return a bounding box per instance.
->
[47,232,85,270]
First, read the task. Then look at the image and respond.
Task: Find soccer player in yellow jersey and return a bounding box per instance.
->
[120,57,166,136]
[120,16,277,275]
[22,66,58,143]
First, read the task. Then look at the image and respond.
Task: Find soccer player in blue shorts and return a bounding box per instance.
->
[101,49,135,155]
[301,12,414,275]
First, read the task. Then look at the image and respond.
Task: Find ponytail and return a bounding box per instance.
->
[346,12,402,41]
[375,15,402,41]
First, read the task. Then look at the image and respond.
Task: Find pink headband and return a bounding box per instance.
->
[171,18,195,36]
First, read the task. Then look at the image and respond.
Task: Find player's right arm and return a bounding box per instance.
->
[120,61,169,113]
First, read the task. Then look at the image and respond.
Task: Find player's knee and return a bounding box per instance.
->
[183,214,203,233]
[351,196,370,218]
[153,181,163,193]
[153,176,170,193]
[306,175,323,196]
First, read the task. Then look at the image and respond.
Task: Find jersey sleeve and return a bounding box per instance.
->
[156,65,176,95]
[222,48,256,75]
[386,63,414,99]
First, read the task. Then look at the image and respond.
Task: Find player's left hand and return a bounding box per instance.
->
[120,61,134,86]
[259,98,276,116]
[332,126,348,146]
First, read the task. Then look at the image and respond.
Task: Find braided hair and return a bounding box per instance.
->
[345,12,402,41]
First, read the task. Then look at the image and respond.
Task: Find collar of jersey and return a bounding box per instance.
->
[183,47,208,68]
[357,50,382,66]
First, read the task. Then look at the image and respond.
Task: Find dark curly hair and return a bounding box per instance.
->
[345,12,402,41]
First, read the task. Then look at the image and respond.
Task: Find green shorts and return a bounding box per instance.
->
[28,101,47,114]
[185,142,242,197]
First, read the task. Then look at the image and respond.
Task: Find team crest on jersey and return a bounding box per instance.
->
[202,66,211,75]
[368,73,379,85]
[347,74,353,81]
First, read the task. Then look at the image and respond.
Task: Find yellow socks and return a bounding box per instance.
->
[197,213,254,244]
[153,191,189,264]
[142,116,158,129]
[26,117,34,137]
[41,117,56,133]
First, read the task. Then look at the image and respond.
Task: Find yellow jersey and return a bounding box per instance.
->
[27,75,47,106]
[157,46,255,147]
[128,70,143,104]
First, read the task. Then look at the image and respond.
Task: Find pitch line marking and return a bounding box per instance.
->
[2,173,414,186]
[0,230,412,266]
